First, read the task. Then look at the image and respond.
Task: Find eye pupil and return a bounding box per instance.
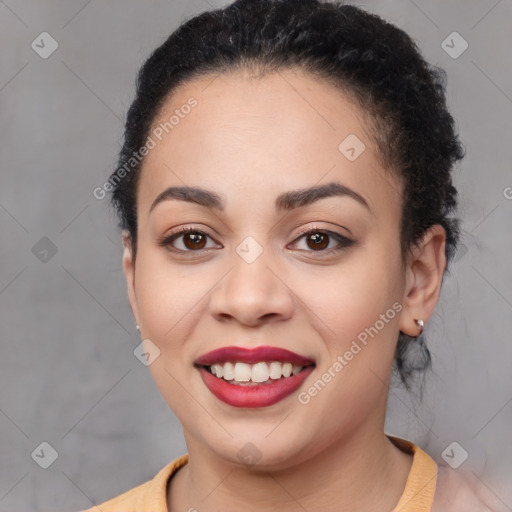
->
[184,233,206,250]
[307,232,329,250]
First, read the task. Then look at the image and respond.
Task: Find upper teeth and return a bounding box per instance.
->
[210,361,303,383]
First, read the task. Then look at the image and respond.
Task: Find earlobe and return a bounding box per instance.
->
[121,230,140,328]
[399,225,447,337]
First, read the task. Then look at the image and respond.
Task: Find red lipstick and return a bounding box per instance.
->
[195,346,314,366]
[195,346,315,408]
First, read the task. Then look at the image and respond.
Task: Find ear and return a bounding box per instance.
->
[121,230,140,328]
[399,224,447,337]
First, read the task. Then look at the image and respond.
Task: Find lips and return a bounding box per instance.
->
[195,345,315,408]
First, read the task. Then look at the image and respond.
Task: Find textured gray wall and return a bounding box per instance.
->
[1,1,511,510]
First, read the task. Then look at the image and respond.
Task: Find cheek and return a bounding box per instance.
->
[133,252,204,411]
[294,248,403,412]
[133,249,209,341]
[296,255,401,347]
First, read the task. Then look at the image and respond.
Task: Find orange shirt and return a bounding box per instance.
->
[81,436,439,511]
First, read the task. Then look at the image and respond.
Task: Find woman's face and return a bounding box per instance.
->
[123,68,419,468]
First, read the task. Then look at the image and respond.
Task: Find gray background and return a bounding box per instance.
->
[1,0,511,510]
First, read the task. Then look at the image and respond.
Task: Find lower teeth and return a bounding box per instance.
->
[227,378,280,386]
[214,374,296,385]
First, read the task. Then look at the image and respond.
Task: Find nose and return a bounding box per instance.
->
[208,252,295,327]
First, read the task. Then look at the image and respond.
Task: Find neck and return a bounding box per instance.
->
[168,425,413,511]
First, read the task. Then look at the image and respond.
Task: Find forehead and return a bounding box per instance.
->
[137,68,402,221]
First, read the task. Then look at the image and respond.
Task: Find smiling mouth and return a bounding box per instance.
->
[198,361,315,386]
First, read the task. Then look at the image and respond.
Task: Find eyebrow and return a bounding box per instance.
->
[148,181,371,215]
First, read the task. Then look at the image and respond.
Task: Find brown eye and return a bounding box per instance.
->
[182,232,207,250]
[158,228,220,253]
[291,228,354,254]
[306,232,329,250]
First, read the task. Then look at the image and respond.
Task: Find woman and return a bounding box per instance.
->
[83,0,503,510]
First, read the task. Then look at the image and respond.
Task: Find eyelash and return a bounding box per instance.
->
[158,225,354,257]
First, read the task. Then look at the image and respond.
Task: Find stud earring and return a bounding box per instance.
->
[136,324,140,331]
[414,319,424,335]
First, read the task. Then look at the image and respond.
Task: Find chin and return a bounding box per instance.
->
[207,432,316,472]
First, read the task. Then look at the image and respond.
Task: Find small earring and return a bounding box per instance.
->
[135,324,140,331]
[414,319,424,335]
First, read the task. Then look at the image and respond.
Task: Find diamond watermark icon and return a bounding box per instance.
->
[31,32,59,59]
[236,236,263,264]
[237,442,262,466]
[338,134,366,161]
[441,32,468,59]
[134,339,161,366]
[32,237,58,263]
[441,441,468,469]
[31,441,58,469]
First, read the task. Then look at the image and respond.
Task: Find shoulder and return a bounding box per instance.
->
[79,479,153,512]
[79,475,164,512]
[433,464,507,512]
[78,454,189,512]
